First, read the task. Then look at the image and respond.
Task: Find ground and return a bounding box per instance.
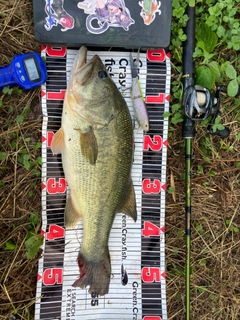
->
[0,1,239,319]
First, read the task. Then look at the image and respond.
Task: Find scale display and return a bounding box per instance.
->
[0,53,47,90]
[36,45,170,320]
[24,57,40,81]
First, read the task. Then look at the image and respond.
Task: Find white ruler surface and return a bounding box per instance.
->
[36,46,170,320]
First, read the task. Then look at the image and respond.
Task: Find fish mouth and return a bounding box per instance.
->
[71,46,109,103]
[69,47,114,127]
[73,46,101,83]
[73,46,89,72]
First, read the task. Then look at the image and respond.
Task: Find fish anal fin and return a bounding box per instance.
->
[79,127,98,165]
[51,128,65,155]
[64,195,82,228]
[119,179,137,222]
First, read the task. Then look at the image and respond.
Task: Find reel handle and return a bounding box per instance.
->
[183,85,231,138]
[206,86,230,138]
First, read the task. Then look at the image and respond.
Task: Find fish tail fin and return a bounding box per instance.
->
[72,249,111,296]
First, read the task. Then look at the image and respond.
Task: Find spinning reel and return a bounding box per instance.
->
[182,84,230,138]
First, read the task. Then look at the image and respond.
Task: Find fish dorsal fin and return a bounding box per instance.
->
[64,195,82,228]
[79,127,98,165]
[51,128,65,155]
[119,179,137,222]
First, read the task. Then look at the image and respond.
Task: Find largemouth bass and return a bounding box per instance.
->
[51,47,137,296]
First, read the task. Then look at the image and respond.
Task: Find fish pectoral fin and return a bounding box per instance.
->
[51,128,65,154]
[119,179,137,222]
[79,127,98,165]
[64,195,82,228]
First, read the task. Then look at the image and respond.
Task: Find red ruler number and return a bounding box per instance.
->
[43,268,63,285]
[143,135,163,151]
[142,179,161,194]
[47,178,67,194]
[142,267,161,283]
[142,221,160,237]
[46,224,65,241]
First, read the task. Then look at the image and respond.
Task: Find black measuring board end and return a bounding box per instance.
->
[33,0,172,49]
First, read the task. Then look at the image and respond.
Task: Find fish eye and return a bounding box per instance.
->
[98,70,108,79]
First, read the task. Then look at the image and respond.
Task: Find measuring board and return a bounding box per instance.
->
[36,46,170,320]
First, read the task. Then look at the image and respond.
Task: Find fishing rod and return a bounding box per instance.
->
[181,3,230,320]
[182,5,196,319]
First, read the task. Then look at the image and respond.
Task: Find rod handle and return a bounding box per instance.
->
[183,5,196,77]
[182,117,196,139]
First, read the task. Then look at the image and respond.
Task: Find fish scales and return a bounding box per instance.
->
[51,46,137,296]
[64,109,133,253]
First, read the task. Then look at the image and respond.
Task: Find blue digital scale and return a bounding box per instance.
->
[0,52,47,90]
